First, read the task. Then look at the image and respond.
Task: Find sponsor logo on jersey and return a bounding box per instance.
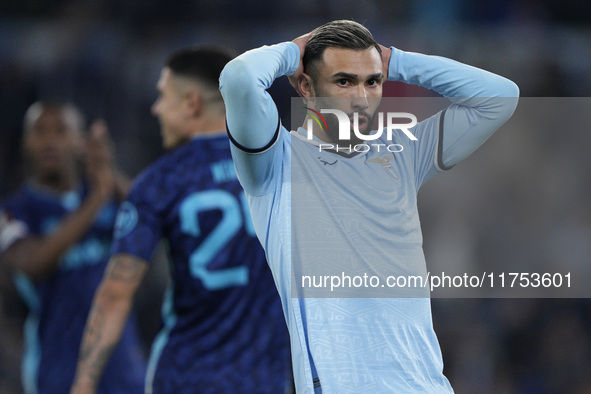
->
[317,157,338,166]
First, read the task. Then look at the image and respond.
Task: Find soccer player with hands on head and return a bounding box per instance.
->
[220,20,519,392]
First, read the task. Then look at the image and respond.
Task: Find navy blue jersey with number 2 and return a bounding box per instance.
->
[112,134,291,393]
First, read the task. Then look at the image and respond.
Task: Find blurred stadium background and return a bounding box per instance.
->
[1,1,590,392]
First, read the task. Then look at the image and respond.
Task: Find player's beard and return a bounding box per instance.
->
[349,109,375,136]
[320,106,378,146]
[161,124,191,151]
[312,90,379,146]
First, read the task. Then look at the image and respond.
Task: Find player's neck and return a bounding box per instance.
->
[301,116,363,147]
[31,167,79,193]
[191,115,227,136]
[302,115,332,143]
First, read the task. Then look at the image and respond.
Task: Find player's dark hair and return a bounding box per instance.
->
[303,20,381,77]
[165,45,236,91]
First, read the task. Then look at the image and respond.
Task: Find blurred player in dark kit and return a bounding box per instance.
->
[71,46,291,394]
[0,101,146,393]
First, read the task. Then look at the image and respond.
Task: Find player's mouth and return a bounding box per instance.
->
[350,115,369,132]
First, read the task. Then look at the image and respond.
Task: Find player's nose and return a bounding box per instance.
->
[351,92,369,111]
[151,100,159,116]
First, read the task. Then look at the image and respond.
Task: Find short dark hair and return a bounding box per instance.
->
[165,45,236,91]
[303,20,381,76]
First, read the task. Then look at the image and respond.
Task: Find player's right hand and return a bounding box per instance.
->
[289,30,316,96]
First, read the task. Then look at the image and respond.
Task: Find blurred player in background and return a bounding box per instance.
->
[0,101,146,393]
[220,20,519,392]
[71,46,292,394]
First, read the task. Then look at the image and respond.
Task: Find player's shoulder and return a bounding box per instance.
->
[132,140,192,181]
[0,185,47,232]
[1,184,37,211]
[261,124,292,155]
[167,134,230,163]
[130,136,231,197]
[128,156,172,200]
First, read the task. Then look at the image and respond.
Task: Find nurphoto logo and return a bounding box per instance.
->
[304,107,419,152]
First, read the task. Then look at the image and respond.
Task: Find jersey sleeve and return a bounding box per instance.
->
[0,209,29,254]
[219,42,300,196]
[111,176,163,263]
[387,47,520,185]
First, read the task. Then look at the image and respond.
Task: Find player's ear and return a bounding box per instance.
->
[298,73,316,100]
[185,90,202,116]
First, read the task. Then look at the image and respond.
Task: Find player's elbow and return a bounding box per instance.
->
[498,78,519,109]
[94,255,147,309]
[220,57,260,104]
[502,79,519,97]
[220,58,247,95]
[94,277,135,312]
[488,78,520,124]
[5,239,54,281]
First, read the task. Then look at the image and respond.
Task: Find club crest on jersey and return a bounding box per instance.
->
[368,155,399,180]
[114,201,138,239]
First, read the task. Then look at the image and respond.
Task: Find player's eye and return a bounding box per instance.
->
[337,79,350,87]
[367,79,378,86]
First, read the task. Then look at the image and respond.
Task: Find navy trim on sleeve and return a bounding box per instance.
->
[226,116,281,154]
[437,109,454,171]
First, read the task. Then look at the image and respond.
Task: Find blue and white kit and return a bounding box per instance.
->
[220,41,518,393]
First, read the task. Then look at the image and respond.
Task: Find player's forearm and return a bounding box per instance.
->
[389,48,519,168]
[7,192,109,280]
[112,170,131,202]
[388,47,519,107]
[71,286,134,393]
[220,42,299,149]
[71,254,147,393]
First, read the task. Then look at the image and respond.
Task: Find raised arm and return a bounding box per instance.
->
[70,254,148,394]
[3,191,110,280]
[87,119,131,201]
[3,126,117,280]
[220,42,300,150]
[219,41,301,195]
[386,46,519,169]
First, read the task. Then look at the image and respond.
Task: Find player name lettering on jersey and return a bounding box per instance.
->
[210,159,238,184]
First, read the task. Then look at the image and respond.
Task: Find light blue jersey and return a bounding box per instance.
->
[220,41,518,392]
